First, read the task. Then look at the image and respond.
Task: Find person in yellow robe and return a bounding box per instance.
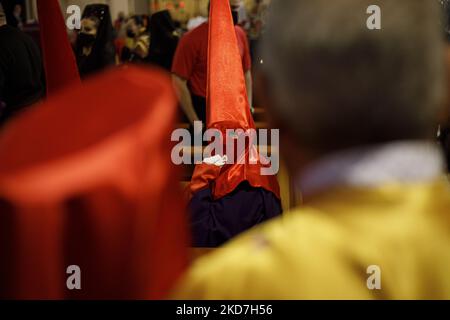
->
[173,0,450,300]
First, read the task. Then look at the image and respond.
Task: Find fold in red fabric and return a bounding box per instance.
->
[0,66,189,299]
[37,0,81,95]
[189,0,280,200]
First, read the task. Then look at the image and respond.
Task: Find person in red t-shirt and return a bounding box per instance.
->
[172,0,252,125]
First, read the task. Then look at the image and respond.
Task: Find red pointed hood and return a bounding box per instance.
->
[189,0,280,200]
[37,0,81,95]
[0,66,188,299]
[206,0,254,132]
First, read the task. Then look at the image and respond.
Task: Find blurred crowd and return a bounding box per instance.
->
[69,6,180,75]
[1,1,270,125]
[65,0,268,77]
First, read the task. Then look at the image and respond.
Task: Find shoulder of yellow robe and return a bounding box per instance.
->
[172,179,450,300]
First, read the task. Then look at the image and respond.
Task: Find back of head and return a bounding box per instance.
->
[261,0,444,153]
[150,10,176,35]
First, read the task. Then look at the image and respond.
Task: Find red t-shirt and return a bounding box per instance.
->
[172,22,251,98]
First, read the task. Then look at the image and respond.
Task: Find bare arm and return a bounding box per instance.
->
[172,74,200,125]
[244,70,254,113]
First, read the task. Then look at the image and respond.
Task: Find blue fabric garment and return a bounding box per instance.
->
[189,181,282,248]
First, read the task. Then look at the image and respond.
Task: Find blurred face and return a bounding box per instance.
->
[78,17,99,48]
[13,4,21,16]
[127,18,139,38]
[80,18,98,37]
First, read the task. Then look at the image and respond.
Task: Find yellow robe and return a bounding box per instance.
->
[174,179,450,299]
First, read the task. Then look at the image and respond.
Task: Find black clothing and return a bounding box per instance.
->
[74,4,115,78]
[121,45,148,64]
[191,94,207,125]
[189,181,282,248]
[0,25,45,125]
[148,10,179,71]
[439,126,450,172]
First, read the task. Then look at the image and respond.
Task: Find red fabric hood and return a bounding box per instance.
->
[37,0,81,95]
[189,0,280,200]
[0,66,188,299]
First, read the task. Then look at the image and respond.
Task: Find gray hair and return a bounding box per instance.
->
[261,0,445,152]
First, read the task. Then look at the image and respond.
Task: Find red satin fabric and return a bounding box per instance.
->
[37,0,81,96]
[206,0,254,130]
[0,66,189,299]
[189,0,280,200]
[189,164,222,197]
